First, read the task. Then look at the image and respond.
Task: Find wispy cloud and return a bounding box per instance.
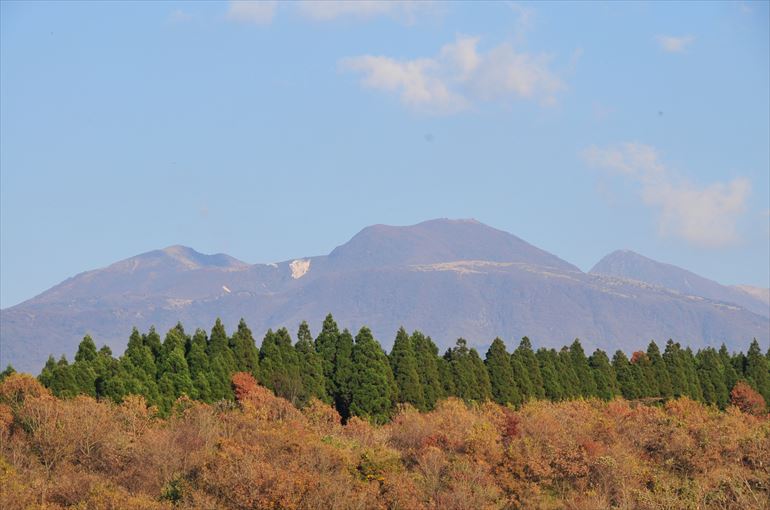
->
[169,9,193,23]
[655,34,695,53]
[507,2,535,45]
[583,143,751,247]
[226,1,277,25]
[340,35,565,114]
[296,0,435,23]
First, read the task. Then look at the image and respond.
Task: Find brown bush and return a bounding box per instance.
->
[1,383,769,509]
[731,381,768,416]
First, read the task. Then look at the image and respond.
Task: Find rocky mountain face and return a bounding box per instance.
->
[2,219,768,373]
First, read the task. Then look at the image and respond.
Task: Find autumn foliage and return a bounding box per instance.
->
[0,372,767,509]
[731,380,768,416]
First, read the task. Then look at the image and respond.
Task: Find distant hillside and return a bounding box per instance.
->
[590,250,769,317]
[2,219,768,372]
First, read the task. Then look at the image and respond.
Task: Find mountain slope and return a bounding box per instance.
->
[2,219,768,373]
[590,250,769,318]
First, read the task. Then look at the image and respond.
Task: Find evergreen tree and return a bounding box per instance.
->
[295,321,328,405]
[158,346,194,412]
[536,348,564,401]
[159,327,187,376]
[75,335,98,363]
[588,349,618,400]
[718,344,740,392]
[647,341,672,398]
[94,345,118,399]
[390,327,423,409]
[511,353,534,401]
[333,329,355,419]
[485,338,520,405]
[187,329,212,402]
[315,313,341,397]
[744,339,770,403]
[630,351,655,398]
[514,337,545,399]
[48,356,79,398]
[0,364,16,382]
[144,326,163,362]
[123,327,160,404]
[569,339,598,397]
[664,340,689,398]
[682,347,703,401]
[469,347,492,401]
[207,319,236,401]
[696,348,729,408]
[557,347,580,399]
[412,331,443,410]
[437,355,456,397]
[444,339,477,400]
[259,328,303,404]
[39,355,57,388]
[349,327,396,424]
[230,318,260,377]
[612,350,641,400]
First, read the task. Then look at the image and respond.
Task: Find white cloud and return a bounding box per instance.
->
[340,35,565,114]
[655,34,695,53]
[296,0,433,23]
[226,1,277,25]
[583,143,751,247]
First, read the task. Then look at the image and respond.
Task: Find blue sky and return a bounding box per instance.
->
[1,1,768,308]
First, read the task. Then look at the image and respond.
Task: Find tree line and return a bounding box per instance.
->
[3,314,768,423]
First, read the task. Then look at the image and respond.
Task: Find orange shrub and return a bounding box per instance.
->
[730,381,767,417]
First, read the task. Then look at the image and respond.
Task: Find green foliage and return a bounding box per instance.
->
[349,327,396,424]
[647,341,672,398]
[744,339,770,403]
[485,338,520,406]
[696,347,729,408]
[588,349,618,400]
[315,313,341,398]
[538,349,566,401]
[612,350,640,400]
[207,319,236,401]
[514,337,545,400]
[0,364,16,381]
[569,339,597,398]
[32,317,760,425]
[74,335,98,363]
[411,331,443,410]
[259,328,303,404]
[230,318,260,377]
[295,321,328,405]
[443,339,491,402]
[187,329,212,402]
[390,327,424,409]
[158,346,194,413]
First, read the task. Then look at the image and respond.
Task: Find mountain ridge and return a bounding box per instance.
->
[2,219,768,373]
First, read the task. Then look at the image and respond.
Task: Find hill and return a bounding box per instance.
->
[2,219,768,372]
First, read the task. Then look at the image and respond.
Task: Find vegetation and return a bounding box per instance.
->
[1,371,768,509]
[18,314,770,423]
[1,315,768,507]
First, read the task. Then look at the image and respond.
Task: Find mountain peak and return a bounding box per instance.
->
[591,249,769,317]
[327,218,578,272]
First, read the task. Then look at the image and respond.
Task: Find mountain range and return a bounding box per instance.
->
[1,218,768,373]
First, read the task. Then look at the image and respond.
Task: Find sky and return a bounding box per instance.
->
[1,0,769,309]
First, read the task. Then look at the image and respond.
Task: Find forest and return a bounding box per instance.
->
[5,314,769,421]
[1,315,769,508]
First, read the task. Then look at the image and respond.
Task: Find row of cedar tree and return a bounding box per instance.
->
[10,314,770,423]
